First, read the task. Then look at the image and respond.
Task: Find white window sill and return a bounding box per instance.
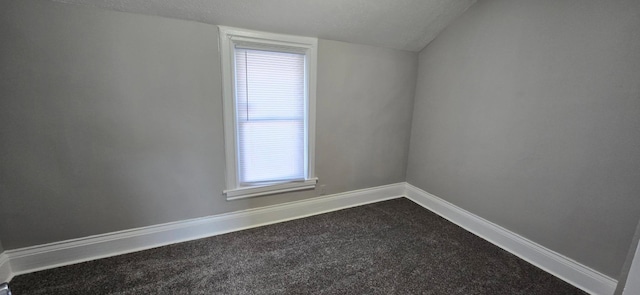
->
[224,178,318,201]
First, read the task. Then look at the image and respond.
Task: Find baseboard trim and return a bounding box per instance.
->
[3,182,618,295]
[404,183,617,295]
[0,252,11,283]
[5,183,404,280]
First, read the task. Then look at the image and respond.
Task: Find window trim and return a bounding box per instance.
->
[219,26,318,200]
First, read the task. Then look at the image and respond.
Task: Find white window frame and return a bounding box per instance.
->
[219,26,318,200]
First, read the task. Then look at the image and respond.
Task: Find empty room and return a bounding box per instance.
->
[1,0,639,294]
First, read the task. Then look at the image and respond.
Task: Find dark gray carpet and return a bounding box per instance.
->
[9,198,586,294]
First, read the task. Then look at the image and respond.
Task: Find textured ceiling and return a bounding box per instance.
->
[51,0,476,52]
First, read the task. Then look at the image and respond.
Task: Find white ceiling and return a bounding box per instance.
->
[52,0,476,52]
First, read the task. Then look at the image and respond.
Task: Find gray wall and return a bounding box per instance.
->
[0,0,417,249]
[615,219,640,294]
[406,0,640,278]
[317,41,416,193]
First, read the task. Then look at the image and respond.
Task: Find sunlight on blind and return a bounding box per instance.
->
[234,48,306,185]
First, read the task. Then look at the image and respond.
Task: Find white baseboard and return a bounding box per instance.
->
[0,252,11,283]
[5,183,405,280]
[404,183,617,295]
[2,181,618,295]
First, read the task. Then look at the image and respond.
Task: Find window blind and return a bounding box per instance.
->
[234,47,306,185]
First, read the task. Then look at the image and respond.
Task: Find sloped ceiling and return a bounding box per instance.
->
[51,0,476,52]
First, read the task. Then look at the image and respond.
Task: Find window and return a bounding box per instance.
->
[219,26,318,200]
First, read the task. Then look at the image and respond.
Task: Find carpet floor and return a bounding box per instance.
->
[9,198,586,294]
